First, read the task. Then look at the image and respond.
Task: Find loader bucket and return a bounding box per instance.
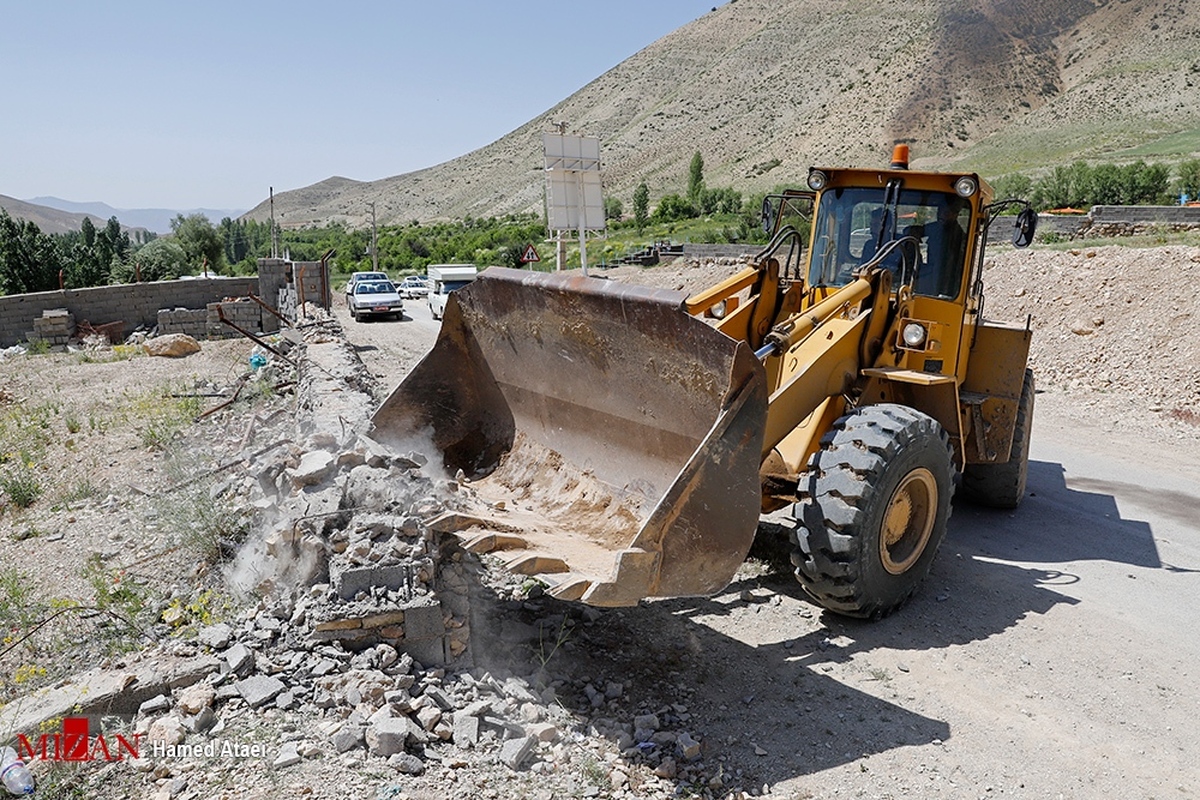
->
[371,267,767,606]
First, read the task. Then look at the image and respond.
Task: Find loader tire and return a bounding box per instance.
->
[790,404,955,619]
[960,369,1035,509]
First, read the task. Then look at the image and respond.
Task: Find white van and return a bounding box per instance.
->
[426,264,478,320]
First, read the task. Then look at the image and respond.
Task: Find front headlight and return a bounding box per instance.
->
[954,176,978,197]
[807,170,828,191]
[902,322,928,348]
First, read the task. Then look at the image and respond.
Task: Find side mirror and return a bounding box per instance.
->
[761,197,778,236]
[1012,208,1038,248]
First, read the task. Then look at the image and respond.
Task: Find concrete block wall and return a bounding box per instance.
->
[207,298,261,338]
[0,277,259,348]
[156,308,209,339]
[278,287,299,321]
[257,259,290,333]
[256,258,330,330]
[1091,205,1200,224]
[292,262,330,311]
[29,309,76,348]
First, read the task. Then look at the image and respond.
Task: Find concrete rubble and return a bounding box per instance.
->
[4,306,772,800]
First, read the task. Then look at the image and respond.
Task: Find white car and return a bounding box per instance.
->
[348,280,404,321]
[345,271,389,300]
[397,276,430,299]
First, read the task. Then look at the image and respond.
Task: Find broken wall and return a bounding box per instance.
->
[0,276,259,347]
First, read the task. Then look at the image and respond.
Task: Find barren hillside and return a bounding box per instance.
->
[0,194,110,235]
[244,0,1200,229]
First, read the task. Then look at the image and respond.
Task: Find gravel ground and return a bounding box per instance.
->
[0,242,1197,799]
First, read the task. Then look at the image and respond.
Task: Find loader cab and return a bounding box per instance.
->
[807,186,971,300]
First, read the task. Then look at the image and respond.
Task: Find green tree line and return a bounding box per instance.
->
[991,158,1200,210]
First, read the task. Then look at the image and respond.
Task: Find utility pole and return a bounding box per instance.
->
[368,202,379,272]
[270,186,278,259]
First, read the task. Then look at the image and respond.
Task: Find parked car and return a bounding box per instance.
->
[345,271,389,300]
[348,280,404,321]
[397,276,430,299]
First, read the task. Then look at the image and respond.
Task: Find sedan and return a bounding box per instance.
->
[348,280,404,321]
[345,271,389,299]
[397,276,430,299]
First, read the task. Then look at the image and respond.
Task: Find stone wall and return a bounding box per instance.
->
[0,277,259,348]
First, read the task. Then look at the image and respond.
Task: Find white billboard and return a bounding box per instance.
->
[542,133,601,171]
[546,168,605,231]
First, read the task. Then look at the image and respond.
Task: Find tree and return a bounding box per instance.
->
[633,182,650,233]
[651,193,696,223]
[1089,163,1124,205]
[699,187,742,215]
[604,196,624,222]
[687,151,706,208]
[0,210,62,295]
[1176,158,1200,200]
[990,173,1033,203]
[170,213,225,274]
[111,237,188,283]
[1033,165,1074,210]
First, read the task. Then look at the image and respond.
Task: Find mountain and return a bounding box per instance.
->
[0,195,113,235]
[25,198,246,235]
[241,0,1200,229]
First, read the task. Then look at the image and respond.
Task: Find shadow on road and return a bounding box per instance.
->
[461,454,1184,793]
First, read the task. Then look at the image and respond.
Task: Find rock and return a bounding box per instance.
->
[366,718,411,757]
[416,705,443,731]
[293,450,336,487]
[273,741,302,769]
[498,735,536,770]
[453,714,480,748]
[177,682,215,715]
[222,643,255,677]
[198,623,234,650]
[654,756,678,779]
[144,334,201,358]
[332,726,365,753]
[148,716,186,746]
[528,722,559,743]
[139,694,171,716]
[388,752,425,775]
[677,731,702,760]
[235,675,286,708]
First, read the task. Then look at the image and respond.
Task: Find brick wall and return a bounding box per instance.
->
[0,277,258,348]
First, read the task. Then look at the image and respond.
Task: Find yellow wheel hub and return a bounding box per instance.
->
[879,468,937,575]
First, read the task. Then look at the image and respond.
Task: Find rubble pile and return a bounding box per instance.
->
[106,311,756,799]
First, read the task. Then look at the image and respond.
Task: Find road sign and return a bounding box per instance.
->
[520,244,541,263]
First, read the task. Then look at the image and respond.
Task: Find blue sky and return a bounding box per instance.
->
[0,1,712,211]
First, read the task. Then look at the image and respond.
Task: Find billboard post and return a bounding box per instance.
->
[543,131,606,276]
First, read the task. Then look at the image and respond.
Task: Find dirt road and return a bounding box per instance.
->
[334,271,1200,799]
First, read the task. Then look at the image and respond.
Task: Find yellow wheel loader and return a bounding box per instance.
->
[372,145,1039,618]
